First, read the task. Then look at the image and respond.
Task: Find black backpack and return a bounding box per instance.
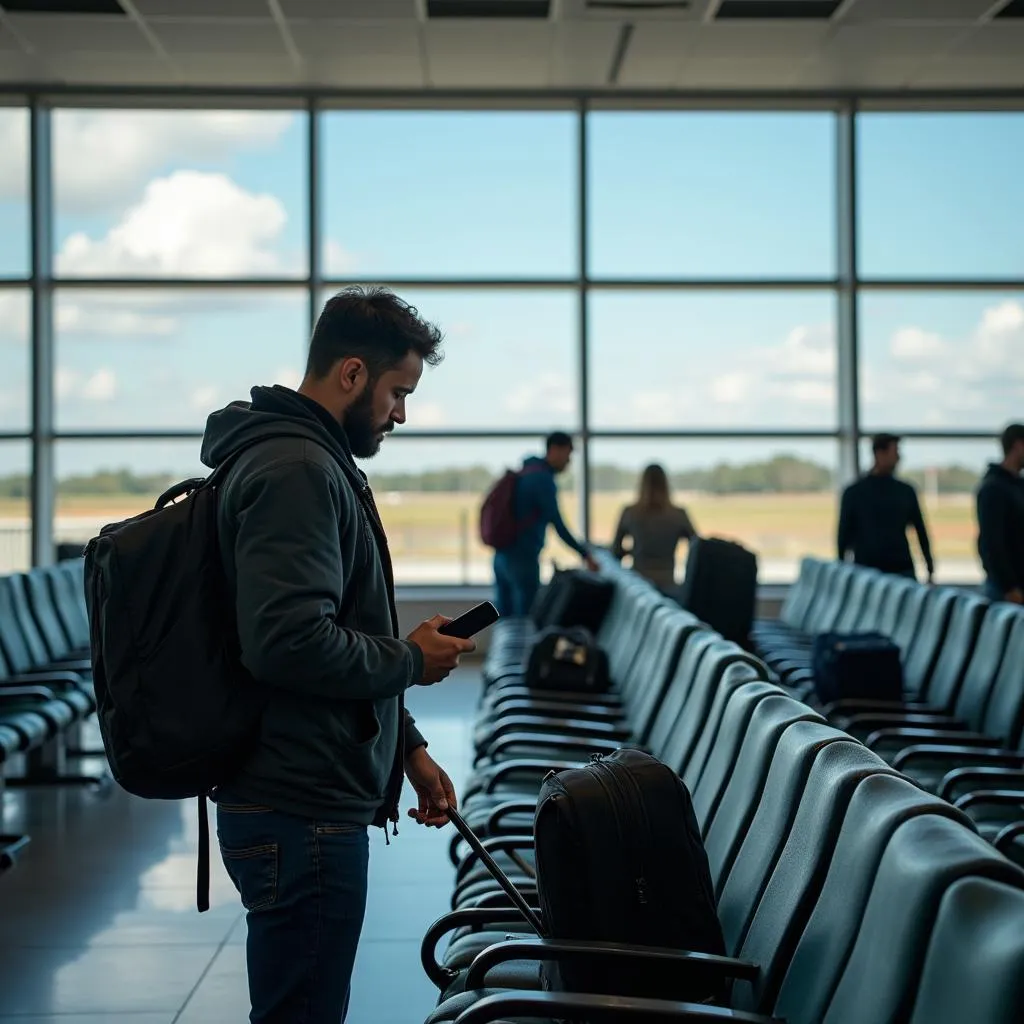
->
[524,626,610,693]
[529,567,615,633]
[534,748,726,1005]
[84,445,272,911]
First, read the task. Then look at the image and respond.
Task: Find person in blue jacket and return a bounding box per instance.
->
[493,431,597,616]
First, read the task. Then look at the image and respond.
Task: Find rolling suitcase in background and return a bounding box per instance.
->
[530,567,615,633]
[811,631,904,704]
[677,536,758,647]
[447,748,727,1006]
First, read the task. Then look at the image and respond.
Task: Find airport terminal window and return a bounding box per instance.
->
[586,111,836,280]
[54,288,309,430]
[588,290,838,429]
[857,112,1024,280]
[318,286,580,431]
[0,106,29,279]
[52,440,207,556]
[52,108,308,279]
[0,288,30,432]
[362,437,584,586]
[858,291,1024,433]
[588,438,839,586]
[856,436,997,585]
[320,110,578,280]
[0,441,31,574]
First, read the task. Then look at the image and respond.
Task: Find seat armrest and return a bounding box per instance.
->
[994,821,1024,857]
[8,671,87,689]
[479,734,622,765]
[420,908,544,989]
[821,698,932,718]
[478,715,632,750]
[0,684,59,702]
[464,937,759,991]
[864,727,998,755]
[455,835,536,882]
[480,699,625,722]
[891,745,1024,773]
[480,758,589,794]
[939,767,1024,803]
[453,990,781,1024]
[844,713,963,734]
[952,789,1024,814]
[485,800,538,836]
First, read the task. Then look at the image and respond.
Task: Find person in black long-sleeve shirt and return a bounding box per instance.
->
[976,423,1024,605]
[838,433,935,582]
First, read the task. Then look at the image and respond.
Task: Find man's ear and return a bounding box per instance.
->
[337,356,368,395]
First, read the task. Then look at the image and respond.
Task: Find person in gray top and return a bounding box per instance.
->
[612,463,696,591]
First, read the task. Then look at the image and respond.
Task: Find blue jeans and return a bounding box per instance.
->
[216,792,369,1024]
[493,550,541,617]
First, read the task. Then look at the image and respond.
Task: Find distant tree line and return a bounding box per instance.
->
[0,456,986,499]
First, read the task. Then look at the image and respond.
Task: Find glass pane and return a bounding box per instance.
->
[856,437,998,585]
[589,438,838,585]
[0,288,31,431]
[317,287,579,430]
[320,111,577,279]
[55,289,309,430]
[54,440,207,554]
[0,107,29,278]
[364,438,584,586]
[0,441,31,574]
[587,112,836,280]
[53,109,307,279]
[589,291,837,429]
[858,291,1024,432]
[858,113,1024,280]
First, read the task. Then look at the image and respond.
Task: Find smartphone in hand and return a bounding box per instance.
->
[437,601,500,640]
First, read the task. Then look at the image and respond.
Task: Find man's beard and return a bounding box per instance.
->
[343,387,393,459]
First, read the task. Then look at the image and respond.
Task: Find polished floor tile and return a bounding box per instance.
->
[0,669,481,1023]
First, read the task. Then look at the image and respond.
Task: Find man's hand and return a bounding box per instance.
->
[1006,588,1024,605]
[407,614,475,684]
[584,554,600,573]
[405,746,457,828]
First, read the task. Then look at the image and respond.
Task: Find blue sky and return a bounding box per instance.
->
[0,106,1022,483]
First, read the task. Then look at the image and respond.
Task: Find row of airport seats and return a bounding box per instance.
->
[417,553,1024,1024]
[0,559,99,872]
[752,558,1024,855]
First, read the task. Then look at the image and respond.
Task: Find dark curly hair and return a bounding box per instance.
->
[306,285,444,380]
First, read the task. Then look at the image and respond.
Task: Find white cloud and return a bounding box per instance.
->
[272,366,303,392]
[0,110,292,212]
[504,373,574,418]
[410,402,447,427]
[891,326,946,362]
[324,240,359,275]
[56,170,287,278]
[628,390,679,427]
[710,373,750,404]
[190,385,220,411]
[57,367,117,403]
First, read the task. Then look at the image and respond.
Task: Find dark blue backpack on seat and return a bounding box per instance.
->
[811,631,904,704]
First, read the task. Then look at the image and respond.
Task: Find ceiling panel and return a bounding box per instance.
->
[946,23,1024,57]
[7,13,153,53]
[819,23,966,59]
[132,0,271,15]
[693,22,831,58]
[306,54,425,87]
[910,57,1024,87]
[677,57,803,88]
[550,20,620,86]
[616,21,694,86]
[280,0,418,17]
[149,19,289,55]
[170,54,303,83]
[560,0,708,20]
[425,21,550,87]
[289,20,420,59]
[41,54,178,84]
[0,50,43,78]
[840,0,997,20]
[0,21,27,50]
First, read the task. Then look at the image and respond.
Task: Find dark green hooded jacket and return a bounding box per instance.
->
[201,385,426,828]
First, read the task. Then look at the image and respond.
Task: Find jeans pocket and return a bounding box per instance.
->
[219,842,279,912]
[315,824,363,836]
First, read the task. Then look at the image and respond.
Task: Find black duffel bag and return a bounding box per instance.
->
[529,568,614,634]
[524,625,611,693]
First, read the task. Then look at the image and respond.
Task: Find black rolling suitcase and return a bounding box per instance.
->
[530,568,614,633]
[811,631,904,704]
[447,748,726,1006]
[677,536,758,647]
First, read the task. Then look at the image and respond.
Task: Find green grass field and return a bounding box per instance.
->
[24,487,983,583]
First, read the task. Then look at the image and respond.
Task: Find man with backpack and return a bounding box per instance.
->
[200,287,476,1022]
[482,431,597,616]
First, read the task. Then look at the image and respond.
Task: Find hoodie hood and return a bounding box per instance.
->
[523,455,553,472]
[201,385,362,485]
[983,462,1022,484]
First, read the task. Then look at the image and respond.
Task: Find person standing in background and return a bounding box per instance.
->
[612,463,696,593]
[976,423,1024,604]
[492,431,596,616]
[837,433,935,582]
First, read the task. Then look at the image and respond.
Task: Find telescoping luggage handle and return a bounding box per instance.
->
[446,805,546,936]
